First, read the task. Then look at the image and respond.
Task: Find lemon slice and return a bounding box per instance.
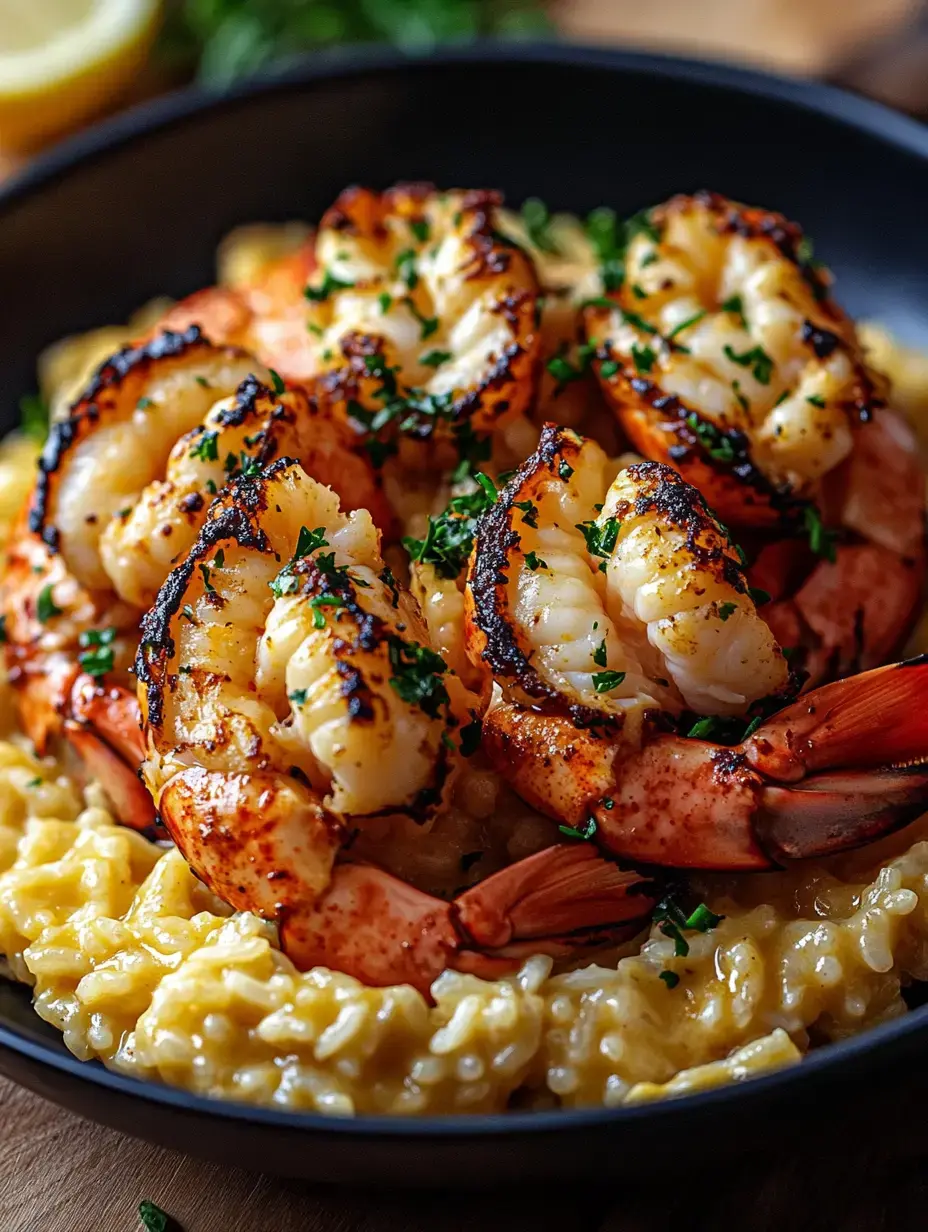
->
[0,0,161,151]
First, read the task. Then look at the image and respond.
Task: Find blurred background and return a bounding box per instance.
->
[2,0,927,181]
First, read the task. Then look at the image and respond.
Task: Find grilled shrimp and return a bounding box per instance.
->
[466,425,928,869]
[299,184,542,466]
[1,329,387,825]
[137,459,653,993]
[583,191,925,682]
[467,424,788,723]
[583,191,882,524]
[152,232,319,380]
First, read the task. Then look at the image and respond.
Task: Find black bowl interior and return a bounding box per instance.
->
[2,44,928,1184]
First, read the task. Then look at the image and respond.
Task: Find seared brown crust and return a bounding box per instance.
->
[468,425,617,729]
[618,460,749,597]
[137,459,281,730]
[584,192,884,525]
[30,326,250,550]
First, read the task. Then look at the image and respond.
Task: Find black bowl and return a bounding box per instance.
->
[2,43,928,1186]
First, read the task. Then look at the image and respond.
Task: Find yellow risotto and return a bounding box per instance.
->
[1,204,928,1117]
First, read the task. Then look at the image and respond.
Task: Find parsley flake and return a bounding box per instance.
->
[592,670,626,693]
[420,349,452,367]
[36,583,62,624]
[269,368,286,395]
[305,269,355,302]
[189,431,219,463]
[724,343,774,385]
[558,817,598,841]
[718,601,737,622]
[630,344,655,374]
[524,551,547,571]
[78,626,116,678]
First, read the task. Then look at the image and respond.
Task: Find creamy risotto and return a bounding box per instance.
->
[1,193,927,1116]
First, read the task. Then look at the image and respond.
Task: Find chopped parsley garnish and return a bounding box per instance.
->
[404,296,439,340]
[19,392,49,443]
[420,349,452,367]
[204,478,217,495]
[387,638,449,718]
[199,563,214,592]
[546,352,588,385]
[403,473,497,579]
[593,638,607,667]
[806,394,826,408]
[631,283,647,300]
[513,499,538,528]
[659,970,680,989]
[576,516,620,559]
[558,459,574,481]
[304,269,355,302]
[189,430,219,463]
[749,587,771,607]
[599,359,619,378]
[26,777,42,789]
[288,689,308,706]
[36,583,62,624]
[723,343,774,385]
[410,218,430,243]
[630,344,655,374]
[307,322,324,337]
[136,396,154,410]
[592,670,626,693]
[803,505,838,563]
[309,594,346,628]
[718,601,737,622]
[139,1200,169,1232]
[521,197,558,254]
[585,206,624,292]
[78,626,116,678]
[732,381,750,413]
[685,412,735,463]
[558,817,598,841]
[195,375,210,388]
[619,308,658,336]
[378,291,392,314]
[524,551,547,571]
[774,390,789,407]
[395,248,418,290]
[720,294,747,327]
[269,368,286,395]
[667,311,706,340]
[653,895,724,957]
[295,526,328,557]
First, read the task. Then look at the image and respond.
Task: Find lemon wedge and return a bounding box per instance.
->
[0,0,162,151]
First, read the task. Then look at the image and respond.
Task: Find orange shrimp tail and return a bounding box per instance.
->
[280,846,655,997]
[744,656,928,861]
[67,676,156,831]
[745,655,928,780]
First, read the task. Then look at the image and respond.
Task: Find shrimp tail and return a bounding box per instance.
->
[745,655,928,861]
[280,845,656,997]
[66,676,156,831]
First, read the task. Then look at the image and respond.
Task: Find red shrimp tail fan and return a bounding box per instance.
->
[745,656,928,781]
[758,765,928,862]
[454,843,656,947]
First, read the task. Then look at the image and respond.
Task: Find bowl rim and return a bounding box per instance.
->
[2,39,928,1138]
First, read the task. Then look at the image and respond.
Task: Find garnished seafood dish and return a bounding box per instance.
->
[3,184,928,1117]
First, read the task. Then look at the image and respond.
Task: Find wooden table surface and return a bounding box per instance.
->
[6,1067,928,1232]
